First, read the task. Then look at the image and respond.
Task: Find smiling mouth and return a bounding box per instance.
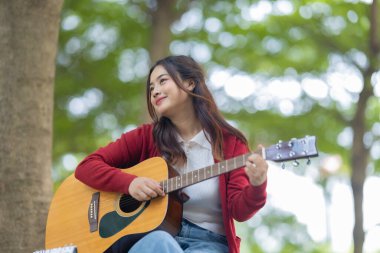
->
[155,97,166,105]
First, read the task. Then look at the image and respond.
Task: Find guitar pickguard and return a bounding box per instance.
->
[99,201,150,238]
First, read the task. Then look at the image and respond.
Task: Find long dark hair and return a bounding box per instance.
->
[146,55,247,166]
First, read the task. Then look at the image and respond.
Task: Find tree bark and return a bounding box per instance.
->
[148,0,180,63]
[142,0,189,123]
[0,0,63,252]
[351,73,372,253]
[351,1,378,253]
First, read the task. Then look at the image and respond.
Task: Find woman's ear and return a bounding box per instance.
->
[186,80,196,91]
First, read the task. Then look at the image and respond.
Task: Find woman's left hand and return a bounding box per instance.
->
[245,145,268,186]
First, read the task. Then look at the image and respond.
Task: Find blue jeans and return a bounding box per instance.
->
[127,219,229,253]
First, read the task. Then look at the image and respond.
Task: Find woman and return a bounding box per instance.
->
[75,55,268,253]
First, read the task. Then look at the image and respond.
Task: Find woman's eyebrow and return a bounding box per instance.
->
[150,74,169,86]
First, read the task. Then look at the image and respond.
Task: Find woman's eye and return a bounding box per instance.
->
[160,79,167,84]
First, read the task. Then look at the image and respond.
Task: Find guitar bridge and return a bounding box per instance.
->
[88,192,100,232]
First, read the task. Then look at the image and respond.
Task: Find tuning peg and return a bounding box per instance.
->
[292,160,299,167]
[307,158,311,165]
[288,138,297,147]
[276,140,283,149]
[281,163,286,169]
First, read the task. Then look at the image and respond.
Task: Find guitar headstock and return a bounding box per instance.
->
[265,136,318,163]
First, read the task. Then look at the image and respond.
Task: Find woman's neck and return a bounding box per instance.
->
[170,111,202,142]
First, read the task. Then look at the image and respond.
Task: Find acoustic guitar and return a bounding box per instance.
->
[45,136,318,252]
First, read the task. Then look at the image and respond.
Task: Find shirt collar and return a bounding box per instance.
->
[177,130,212,151]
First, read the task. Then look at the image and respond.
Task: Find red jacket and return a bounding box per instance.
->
[75,124,267,253]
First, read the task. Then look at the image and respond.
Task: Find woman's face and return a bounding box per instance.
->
[149,65,193,118]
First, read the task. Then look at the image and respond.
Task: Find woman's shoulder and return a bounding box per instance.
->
[222,129,249,157]
[126,123,154,134]
[222,128,246,144]
[119,123,155,141]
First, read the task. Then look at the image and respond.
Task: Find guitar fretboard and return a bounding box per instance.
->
[159,135,318,193]
[160,153,252,193]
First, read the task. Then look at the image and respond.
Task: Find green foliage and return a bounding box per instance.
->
[54,0,380,250]
[237,206,332,253]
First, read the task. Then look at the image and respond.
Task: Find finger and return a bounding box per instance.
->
[247,153,262,163]
[141,185,158,198]
[246,159,257,169]
[135,191,149,201]
[146,180,165,196]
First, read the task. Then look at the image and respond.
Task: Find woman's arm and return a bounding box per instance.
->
[226,139,267,222]
[75,125,152,194]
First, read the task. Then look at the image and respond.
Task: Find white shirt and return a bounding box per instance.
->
[173,131,225,235]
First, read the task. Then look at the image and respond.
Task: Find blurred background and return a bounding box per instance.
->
[53,0,380,252]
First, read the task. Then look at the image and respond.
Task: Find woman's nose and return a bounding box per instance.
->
[152,86,160,97]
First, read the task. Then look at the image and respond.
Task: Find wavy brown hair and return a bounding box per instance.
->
[146,55,247,166]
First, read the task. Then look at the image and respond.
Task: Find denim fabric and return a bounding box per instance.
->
[175,219,229,253]
[124,219,228,253]
[128,230,183,253]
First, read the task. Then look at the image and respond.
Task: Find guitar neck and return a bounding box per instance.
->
[160,152,257,194]
[160,135,318,194]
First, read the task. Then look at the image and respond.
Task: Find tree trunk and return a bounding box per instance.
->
[141,0,189,123]
[148,0,182,63]
[350,73,372,253]
[351,1,378,252]
[0,1,63,252]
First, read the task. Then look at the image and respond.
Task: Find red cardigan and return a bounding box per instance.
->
[75,124,267,253]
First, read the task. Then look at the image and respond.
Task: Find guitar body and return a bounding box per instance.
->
[45,157,183,253]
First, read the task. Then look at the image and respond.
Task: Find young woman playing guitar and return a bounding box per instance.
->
[75,55,268,253]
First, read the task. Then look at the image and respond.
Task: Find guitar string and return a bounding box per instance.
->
[112,156,249,207]
[97,153,281,208]
[99,156,249,207]
[93,147,314,210]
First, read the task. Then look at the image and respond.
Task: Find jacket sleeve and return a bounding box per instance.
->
[74,125,153,194]
[226,138,267,222]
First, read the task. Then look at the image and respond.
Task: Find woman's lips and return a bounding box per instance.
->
[155,97,166,105]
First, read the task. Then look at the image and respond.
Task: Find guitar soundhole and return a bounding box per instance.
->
[119,194,143,213]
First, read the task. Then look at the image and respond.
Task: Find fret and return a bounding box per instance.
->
[176,176,181,190]
[162,180,166,193]
[214,164,218,175]
[206,165,211,178]
[226,159,234,172]
[243,153,249,166]
[167,178,171,192]
[181,174,186,188]
[164,179,168,192]
[169,177,175,192]
[221,161,226,173]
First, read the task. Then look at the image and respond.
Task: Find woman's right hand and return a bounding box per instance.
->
[128,177,165,201]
